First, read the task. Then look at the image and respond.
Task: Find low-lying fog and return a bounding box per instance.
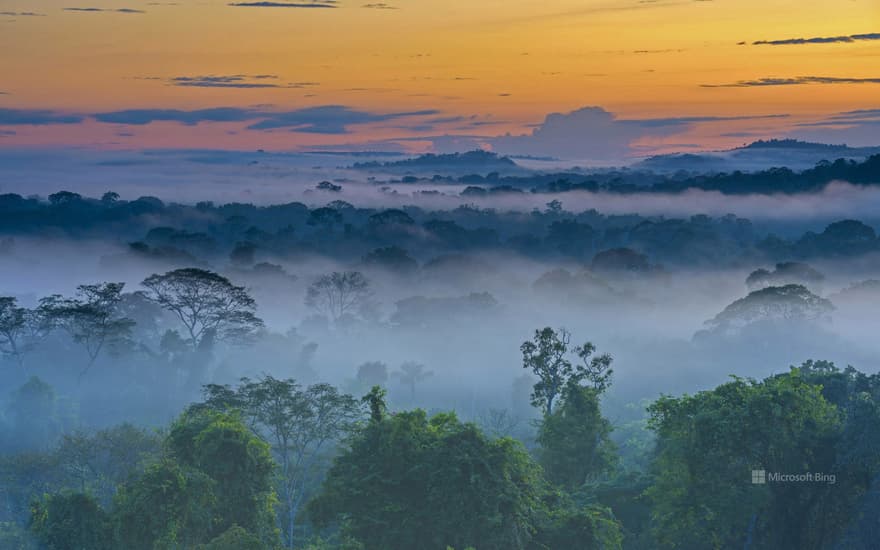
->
[1,213,878,437]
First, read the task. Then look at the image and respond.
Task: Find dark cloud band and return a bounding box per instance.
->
[702,76,880,88]
[753,32,880,46]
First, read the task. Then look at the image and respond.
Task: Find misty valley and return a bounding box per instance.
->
[0,148,879,549]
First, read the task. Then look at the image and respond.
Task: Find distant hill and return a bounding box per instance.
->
[351,150,526,175]
[635,139,880,173]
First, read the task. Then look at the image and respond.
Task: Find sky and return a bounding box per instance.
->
[0,0,878,159]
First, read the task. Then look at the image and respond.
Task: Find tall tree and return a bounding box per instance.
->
[537,384,617,491]
[521,327,610,416]
[30,492,111,550]
[392,361,433,402]
[646,371,843,550]
[199,376,362,548]
[0,296,30,365]
[165,410,278,544]
[308,410,546,550]
[141,268,263,350]
[305,271,372,324]
[39,283,135,377]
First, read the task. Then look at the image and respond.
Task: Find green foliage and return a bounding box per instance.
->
[4,377,63,452]
[532,496,623,550]
[112,460,216,550]
[55,423,162,504]
[0,521,39,550]
[30,492,111,550]
[646,371,843,549]
[537,384,616,491]
[168,410,277,541]
[521,327,612,416]
[309,410,546,550]
[197,525,265,550]
[198,375,362,547]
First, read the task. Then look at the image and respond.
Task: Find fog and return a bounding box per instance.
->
[2,215,878,435]
[4,149,880,229]
[4,151,880,548]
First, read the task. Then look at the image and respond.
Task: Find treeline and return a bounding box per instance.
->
[3,328,880,549]
[409,153,880,196]
[1,189,879,270]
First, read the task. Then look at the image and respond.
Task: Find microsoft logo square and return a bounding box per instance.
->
[751,470,766,484]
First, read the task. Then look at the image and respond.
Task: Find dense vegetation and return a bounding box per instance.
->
[3,331,880,548]
[1,183,879,273]
[2,161,880,547]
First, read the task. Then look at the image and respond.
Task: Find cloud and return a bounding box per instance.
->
[753,32,880,46]
[488,107,787,161]
[229,1,337,7]
[91,105,441,134]
[0,11,46,16]
[787,108,880,147]
[64,7,145,13]
[702,76,880,88]
[93,107,256,125]
[165,74,317,89]
[0,108,84,125]
[245,106,440,133]
[363,3,398,8]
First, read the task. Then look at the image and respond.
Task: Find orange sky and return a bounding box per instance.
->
[0,0,878,155]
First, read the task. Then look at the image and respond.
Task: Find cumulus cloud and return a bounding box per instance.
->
[488,107,787,161]
[702,76,880,88]
[753,32,880,46]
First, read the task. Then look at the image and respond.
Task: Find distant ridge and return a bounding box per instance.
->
[351,150,523,174]
[739,139,862,151]
[636,139,880,173]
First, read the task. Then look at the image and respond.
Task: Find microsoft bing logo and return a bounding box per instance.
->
[751,470,766,484]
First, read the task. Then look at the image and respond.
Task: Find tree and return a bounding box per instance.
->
[646,371,843,549]
[574,341,614,394]
[166,410,278,543]
[39,283,135,377]
[112,459,216,549]
[5,377,62,451]
[392,361,433,402]
[537,384,616,491]
[197,525,264,550]
[309,410,546,550]
[141,268,264,350]
[199,376,362,548]
[30,492,111,550]
[520,327,612,416]
[705,284,834,334]
[353,361,388,394]
[591,248,652,275]
[0,297,32,365]
[55,423,162,504]
[100,191,120,204]
[361,246,418,274]
[745,262,825,291]
[305,272,372,324]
